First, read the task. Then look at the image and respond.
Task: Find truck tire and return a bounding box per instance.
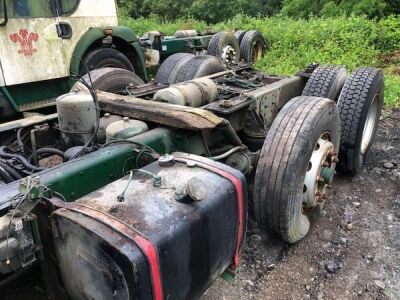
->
[172,55,226,84]
[156,53,195,84]
[239,30,265,63]
[337,68,384,175]
[81,48,135,74]
[234,30,247,45]
[73,68,144,93]
[302,65,347,101]
[254,96,340,243]
[207,31,240,64]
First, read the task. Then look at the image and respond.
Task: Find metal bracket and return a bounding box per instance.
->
[18,176,50,213]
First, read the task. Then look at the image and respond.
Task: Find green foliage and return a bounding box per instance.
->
[118,0,398,23]
[117,0,282,23]
[385,74,400,107]
[120,15,400,106]
[280,0,395,18]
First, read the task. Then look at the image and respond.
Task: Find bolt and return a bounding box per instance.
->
[316,191,323,197]
[153,176,162,187]
[220,100,232,108]
[322,193,327,200]
[326,184,333,189]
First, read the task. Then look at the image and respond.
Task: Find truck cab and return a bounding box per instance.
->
[0,0,146,120]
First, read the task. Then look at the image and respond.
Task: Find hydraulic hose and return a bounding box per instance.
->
[35,148,65,158]
[0,161,22,180]
[0,166,13,183]
[0,146,45,172]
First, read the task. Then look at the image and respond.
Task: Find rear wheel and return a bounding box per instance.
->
[81,48,134,74]
[239,30,265,63]
[207,31,240,64]
[337,68,384,175]
[156,53,195,84]
[254,96,340,243]
[172,55,226,84]
[234,30,247,45]
[302,65,347,101]
[72,68,144,93]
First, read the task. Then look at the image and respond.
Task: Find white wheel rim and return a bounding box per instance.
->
[361,95,379,155]
[303,135,337,210]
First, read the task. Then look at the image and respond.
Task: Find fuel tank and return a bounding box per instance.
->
[49,153,248,300]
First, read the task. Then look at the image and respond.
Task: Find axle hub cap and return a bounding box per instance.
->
[303,136,337,210]
[221,45,237,64]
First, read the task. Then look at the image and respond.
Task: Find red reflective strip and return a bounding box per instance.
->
[134,235,163,300]
[175,158,245,269]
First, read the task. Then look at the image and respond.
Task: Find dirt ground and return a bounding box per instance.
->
[202,107,400,300]
[2,108,400,300]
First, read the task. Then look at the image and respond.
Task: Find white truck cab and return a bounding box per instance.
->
[0,0,146,119]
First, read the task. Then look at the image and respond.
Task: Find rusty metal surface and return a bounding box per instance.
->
[61,164,219,231]
[48,156,246,299]
[49,156,240,245]
[0,113,58,133]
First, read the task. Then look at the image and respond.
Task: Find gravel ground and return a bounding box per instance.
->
[2,108,400,300]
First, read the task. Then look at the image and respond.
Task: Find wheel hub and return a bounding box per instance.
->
[303,136,338,210]
[251,41,264,62]
[221,45,237,64]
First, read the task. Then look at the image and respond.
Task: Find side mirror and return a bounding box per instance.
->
[0,0,8,26]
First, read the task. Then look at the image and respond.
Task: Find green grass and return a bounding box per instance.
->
[120,15,400,107]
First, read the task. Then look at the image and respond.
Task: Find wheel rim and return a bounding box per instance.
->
[303,134,338,212]
[361,94,379,154]
[221,45,237,64]
[251,41,264,62]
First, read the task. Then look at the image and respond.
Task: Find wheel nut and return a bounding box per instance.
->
[316,191,323,197]
[326,184,333,189]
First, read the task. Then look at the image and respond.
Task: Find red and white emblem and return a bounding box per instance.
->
[10,29,39,56]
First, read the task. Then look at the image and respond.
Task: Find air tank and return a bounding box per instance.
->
[97,113,123,143]
[56,93,96,148]
[106,117,149,142]
[174,30,198,38]
[153,78,218,107]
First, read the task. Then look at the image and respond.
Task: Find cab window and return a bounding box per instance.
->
[6,0,54,18]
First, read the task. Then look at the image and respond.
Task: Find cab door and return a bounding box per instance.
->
[0,0,67,86]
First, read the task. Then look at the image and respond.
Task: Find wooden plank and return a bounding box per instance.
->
[94,90,224,130]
